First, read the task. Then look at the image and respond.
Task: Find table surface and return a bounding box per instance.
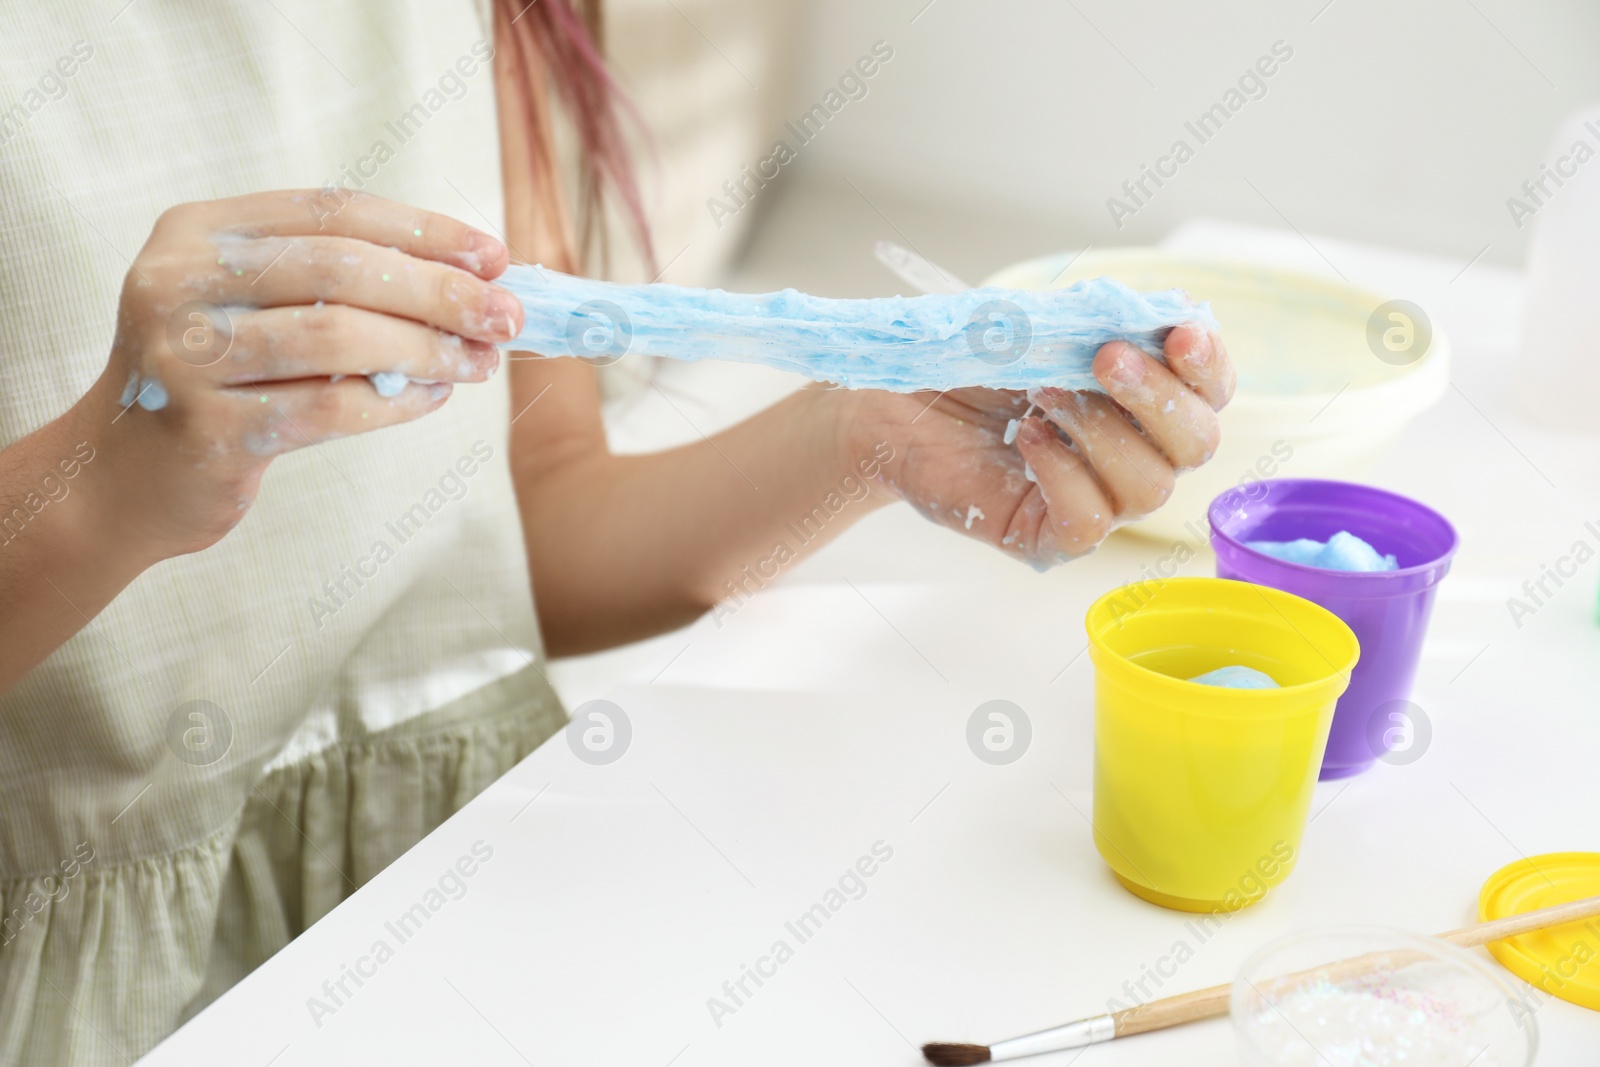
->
[141,222,1600,1066]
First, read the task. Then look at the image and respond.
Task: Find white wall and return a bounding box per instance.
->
[768,0,1600,266]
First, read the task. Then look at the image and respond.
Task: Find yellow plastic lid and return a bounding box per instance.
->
[1478,852,1600,1011]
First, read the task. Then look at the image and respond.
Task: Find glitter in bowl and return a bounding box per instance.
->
[1232,928,1537,1067]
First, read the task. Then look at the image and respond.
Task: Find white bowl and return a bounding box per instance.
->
[982,249,1451,546]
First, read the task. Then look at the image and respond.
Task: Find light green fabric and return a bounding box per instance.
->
[0,3,566,1063]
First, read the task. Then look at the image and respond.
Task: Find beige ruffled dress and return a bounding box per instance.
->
[0,3,565,1063]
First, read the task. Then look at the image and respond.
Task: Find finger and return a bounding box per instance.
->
[215,305,499,386]
[222,378,452,455]
[942,386,1030,426]
[894,387,1019,435]
[1012,416,1114,558]
[1032,387,1175,518]
[1161,323,1234,409]
[208,235,522,343]
[1093,341,1220,471]
[196,189,508,278]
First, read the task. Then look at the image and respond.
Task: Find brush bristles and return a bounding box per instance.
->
[921,1043,992,1065]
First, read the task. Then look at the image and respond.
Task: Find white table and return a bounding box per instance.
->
[142,223,1600,1065]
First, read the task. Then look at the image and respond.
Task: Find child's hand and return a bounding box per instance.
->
[79,190,522,560]
[844,323,1233,567]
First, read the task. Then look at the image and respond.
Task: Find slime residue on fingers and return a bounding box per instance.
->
[495,264,1217,393]
[368,372,409,398]
[1188,665,1279,688]
[1247,530,1397,572]
[119,371,169,411]
[136,379,169,410]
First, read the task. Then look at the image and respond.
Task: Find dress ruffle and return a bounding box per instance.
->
[0,673,564,1065]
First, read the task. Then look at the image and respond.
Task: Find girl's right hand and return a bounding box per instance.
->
[78,190,523,561]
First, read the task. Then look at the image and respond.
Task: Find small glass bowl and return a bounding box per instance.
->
[1231,926,1539,1067]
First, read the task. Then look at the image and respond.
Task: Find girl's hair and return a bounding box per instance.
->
[492,0,652,274]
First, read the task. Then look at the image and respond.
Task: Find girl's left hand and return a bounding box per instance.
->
[842,323,1234,567]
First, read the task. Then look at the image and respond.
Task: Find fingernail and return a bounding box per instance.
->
[1015,416,1046,445]
[1108,349,1141,388]
[468,231,504,263]
[490,290,522,339]
[429,382,453,403]
[1186,328,1213,368]
[465,340,500,376]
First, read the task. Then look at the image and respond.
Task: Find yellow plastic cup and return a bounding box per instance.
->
[1085,577,1359,913]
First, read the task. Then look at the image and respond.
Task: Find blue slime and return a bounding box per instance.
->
[494,264,1216,392]
[1188,665,1280,689]
[1246,530,1398,572]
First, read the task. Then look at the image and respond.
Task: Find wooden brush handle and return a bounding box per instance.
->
[1112,893,1600,1039]
[1113,983,1231,1037]
[1443,894,1600,948]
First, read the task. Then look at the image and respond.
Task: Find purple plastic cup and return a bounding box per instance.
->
[1207,479,1458,779]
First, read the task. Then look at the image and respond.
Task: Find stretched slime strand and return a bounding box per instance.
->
[492,264,1217,393]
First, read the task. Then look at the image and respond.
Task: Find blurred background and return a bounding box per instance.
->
[600,0,1600,293]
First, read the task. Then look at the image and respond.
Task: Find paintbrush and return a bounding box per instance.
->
[922,893,1600,1065]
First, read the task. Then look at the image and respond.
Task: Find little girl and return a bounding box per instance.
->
[0,2,1232,1062]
